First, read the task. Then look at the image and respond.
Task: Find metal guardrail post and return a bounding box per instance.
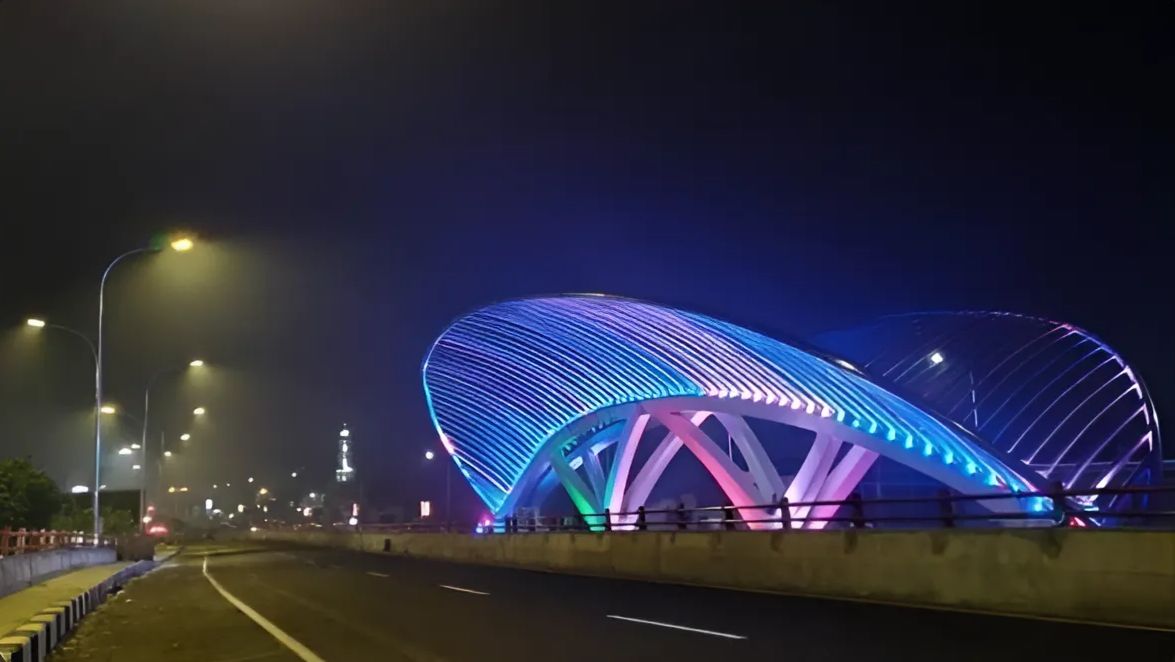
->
[676,502,688,531]
[723,505,735,531]
[636,506,647,531]
[848,492,865,528]
[938,489,955,528]
[603,508,612,532]
[779,497,791,530]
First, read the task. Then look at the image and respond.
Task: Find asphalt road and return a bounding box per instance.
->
[52,542,1175,662]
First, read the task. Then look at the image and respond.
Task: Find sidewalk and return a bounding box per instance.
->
[0,563,131,636]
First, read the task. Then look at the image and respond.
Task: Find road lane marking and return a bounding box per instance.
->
[366,571,390,578]
[202,555,328,662]
[439,584,490,596]
[605,615,747,640]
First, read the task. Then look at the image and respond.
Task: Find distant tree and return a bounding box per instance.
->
[0,458,63,529]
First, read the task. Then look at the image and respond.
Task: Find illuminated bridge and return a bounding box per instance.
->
[422,295,1162,527]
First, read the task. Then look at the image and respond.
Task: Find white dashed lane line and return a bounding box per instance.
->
[605,615,747,640]
[366,571,390,578]
[438,584,490,596]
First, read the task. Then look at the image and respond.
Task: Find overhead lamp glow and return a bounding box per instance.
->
[100,405,117,415]
[118,447,133,455]
[192,407,206,416]
[170,237,194,252]
[131,443,141,449]
[180,433,191,441]
[168,486,176,494]
[164,450,173,457]
[132,464,142,470]
[424,450,435,460]
[70,485,89,494]
[290,471,298,478]
[258,487,269,495]
[247,476,254,483]
[179,486,189,492]
[237,504,245,513]
[339,428,350,437]
[929,351,945,365]
[189,359,205,367]
[26,318,46,328]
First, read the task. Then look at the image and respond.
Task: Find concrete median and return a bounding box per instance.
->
[254,527,1175,629]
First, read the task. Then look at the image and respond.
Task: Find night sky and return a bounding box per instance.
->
[1,2,1171,520]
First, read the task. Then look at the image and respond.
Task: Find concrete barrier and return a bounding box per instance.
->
[0,548,117,599]
[255,528,1175,629]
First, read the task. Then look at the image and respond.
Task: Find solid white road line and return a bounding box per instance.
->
[439,584,490,596]
[202,555,328,662]
[605,615,747,640]
[366,571,390,578]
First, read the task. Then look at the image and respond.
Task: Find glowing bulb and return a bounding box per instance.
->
[189,359,204,367]
[100,405,116,415]
[425,450,435,460]
[180,433,191,441]
[26,318,46,328]
[170,237,194,252]
[192,407,206,416]
[118,447,132,456]
[929,351,945,365]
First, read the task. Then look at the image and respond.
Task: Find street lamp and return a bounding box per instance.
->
[100,405,117,415]
[188,359,204,368]
[425,448,451,531]
[90,236,195,539]
[193,407,206,416]
[26,318,46,328]
[163,450,173,457]
[118,447,133,456]
[140,359,206,530]
[180,433,191,441]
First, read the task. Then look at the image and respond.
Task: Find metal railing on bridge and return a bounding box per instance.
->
[489,484,1175,534]
[0,528,114,556]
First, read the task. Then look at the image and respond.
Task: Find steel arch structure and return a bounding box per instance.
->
[422,296,1074,528]
[816,312,1162,512]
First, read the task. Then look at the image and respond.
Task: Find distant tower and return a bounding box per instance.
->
[335,424,355,483]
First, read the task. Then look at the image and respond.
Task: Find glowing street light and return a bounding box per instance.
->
[118,447,133,455]
[258,487,269,495]
[170,237,195,252]
[100,405,117,415]
[212,484,218,489]
[132,464,141,470]
[179,486,189,492]
[290,471,298,478]
[189,359,205,367]
[168,486,176,494]
[70,485,89,494]
[424,450,435,461]
[131,443,141,449]
[180,433,191,441]
[163,450,173,457]
[929,351,945,365]
[247,476,254,483]
[192,407,206,416]
[237,504,245,513]
[26,318,46,328]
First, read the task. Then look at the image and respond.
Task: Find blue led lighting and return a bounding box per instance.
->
[423,296,1042,514]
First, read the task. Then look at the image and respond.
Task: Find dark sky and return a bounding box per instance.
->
[1,1,1171,519]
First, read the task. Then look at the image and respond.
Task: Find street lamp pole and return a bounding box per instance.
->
[94,247,155,540]
[93,237,193,540]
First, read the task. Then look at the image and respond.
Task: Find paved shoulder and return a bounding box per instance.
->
[51,553,300,662]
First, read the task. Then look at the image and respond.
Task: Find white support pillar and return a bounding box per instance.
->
[651,410,773,530]
[805,446,879,530]
[623,411,711,516]
[603,411,650,515]
[785,433,842,522]
[713,413,786,500]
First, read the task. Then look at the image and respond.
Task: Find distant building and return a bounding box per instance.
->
[335,425,355,483]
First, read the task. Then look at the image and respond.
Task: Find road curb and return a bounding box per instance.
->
[0,559,156,662]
